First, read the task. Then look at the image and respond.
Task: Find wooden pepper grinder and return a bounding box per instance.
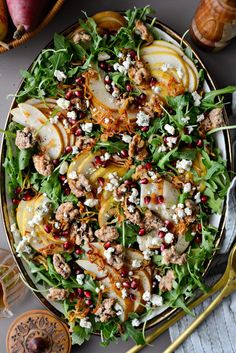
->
[190,0,236,51]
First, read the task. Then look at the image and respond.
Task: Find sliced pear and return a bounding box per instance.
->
[92,11,126,31]
[175,235,190,254]
[76,259,107,278]
[140,180,179,220]
[56,121,68,148]
[67,152,97,184]
[11,103,64,159]
[16,196,37,236]
[88,76,119,111]
[98,197,120,227]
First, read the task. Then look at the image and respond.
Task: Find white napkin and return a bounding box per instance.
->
[169,177,236,353]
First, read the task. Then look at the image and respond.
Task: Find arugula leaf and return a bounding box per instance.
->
[94,140,127,153]
[71,324,92,345]
[18,148,34,170]
[201,86,236,109]
[122,321,146,345]
[158,147,178,169]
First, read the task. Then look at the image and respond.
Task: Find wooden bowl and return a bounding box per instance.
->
[0,0,65,54]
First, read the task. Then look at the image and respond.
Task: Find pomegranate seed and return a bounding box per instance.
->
[150,77,157,87]
[75,128,82,136]
[15,186,21,194]
[197,223,202,232]
[94,155,102,165]
[98,177,105,186]
[120,268,128,278]
[145,162,152,170]
[77,288,84,297]
[140,178,149,185]
[139,228,146,236]
[44,224,52,233]
[62,230,69,237]
[141,126,149,132]
[124,180,133,186]
[59,176,66,183]
[78,111,86,119]
[52,159,59,166]
[152,279,159,289]
[196,139,203,147]
[156,195,164,204]
[69,118,77,125]
[65,146,72,153]
[22,193,32,201]
[63,241,73,250]
[120,150,128,158]
[158,231,165,238]
[130,280,138,289]
[200,195,208,203]
[12,198,20,205]
[104,241,111,249]
[65,90,73,100]
[160,244,167,252]
[75,248,83,255]
[104,75,112,84]
[164,220,172,229]
[53,233,60,240]
[75,76,85,85]
[129,293,136,302]
[85,299,93,306]
[129,50,136,59]
[138,92,147,103]
[63,187,71,196]
[99,62,108,71]
[163,136,168,144]
[123,281,131,288]
[74,90,84,99]
[126,84,133,92]
[195,235,202,244]
[84,290,91,298]
[107,64,112,72]
[76,267,84,274]
[144,196,151,205]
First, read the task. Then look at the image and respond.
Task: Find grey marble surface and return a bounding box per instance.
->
[0,0,235,352]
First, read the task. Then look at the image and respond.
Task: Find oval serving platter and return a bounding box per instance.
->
[0,10,232,335]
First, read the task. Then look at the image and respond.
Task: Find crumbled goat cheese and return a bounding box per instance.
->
[113,62,127,74]
[164,232,174,244]
[84,198,98,208]
[72,146,79,155]
[128,188,139,205]
[54,70,67,81]
[104,247,115,260]
[185,207,192,216]
[80,317,92,329]
[97,52,111,61]
[122,134,132,143]
[129,271,134,276]
[54,222,60,229]
[172,214,178,223]
[114,303,123,316]
[161,63,173,72]
[158,144,167,152]
[28,201,51,228]
[181,116,190,124]
[112,87,120,98]
[63,119,69,128]
[81,123,93,133]
[76,274,85,285]
[105,172,120,191]
[68,171,77,180]
[192,91,202,106]
[155,274,161,281]
[67,110,77,119]
[127,205,135,213]
[177,209,185,218]
[194,192,201,204]
[132,318,140,327]
[132,259,142,268]
[16,236,32,254]
[142,291,151,302]
[187,126,194,134]
[136,111,150,127]
[59,161,68,175]
[164,124,175,135]
[56,98,70,110]
[121,288,128,299]
[166,137,177,149]
[143,249,154,260]
[151,294,163,307]
[116,282,121,289]
[152,85,161,94]
[101,152,111,161]
[49,115,59,124]
[86,100,90,108]
[159,227,168,232]
[183,183,192,193]
[197,113,205,122]
[117,52,123,58]
[122,54,132,70]
[176,159,192,173]
[104,117,110,124]
[178,203,184,209]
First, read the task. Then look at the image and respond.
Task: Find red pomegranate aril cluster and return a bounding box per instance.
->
[164,220,172,229]
[124,180,133,186]
[15,186,21,194]
[120,150,128,158]
[129,50,136,59]
[77,288,84,297]
[63,187,71,196]
[75,128,82,136]
[65,90,74,100]
[75,90,84,99]
[104,75,112,84]
[144,196,151,205]
[22,191,33,201]
[141,126,149,132]
[130,280,138,289]
[140,178,148,185]
[65,146,72,154]
[85,299,93,306]
[129,293,136,301]
[156,195,164,204]
[75,76,85,85]
[138,228,146,236]
[195,235,202,244]
[158,230,165,238]
[98,177,105,186]
[200,195,208,203]
[59,175,66,182]
[196,139,203,147]
[160,244,167,252]
[94,155,102,165]
[44,224,52,234]
[197,223,202,232]
[63,241,73,250]
[84,290,92,298]
[120,268,129,278]
[126,83,133,92]
[12,198,20,205]
[122,281,131,288]
[104,241,111,249]
[145,162,152,170]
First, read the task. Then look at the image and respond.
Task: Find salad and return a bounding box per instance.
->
[2,6,235,347]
